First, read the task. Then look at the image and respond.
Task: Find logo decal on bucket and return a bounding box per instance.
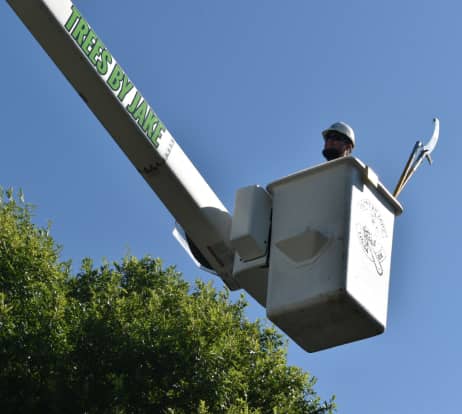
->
[356,199,387,275]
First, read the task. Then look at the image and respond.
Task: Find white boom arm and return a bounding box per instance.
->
[7,0,238,289]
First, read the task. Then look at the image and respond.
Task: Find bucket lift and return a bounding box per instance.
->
[231,159,403,351]
[6,0,437,352]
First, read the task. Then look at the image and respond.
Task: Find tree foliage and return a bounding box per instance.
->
[0,190,336,413]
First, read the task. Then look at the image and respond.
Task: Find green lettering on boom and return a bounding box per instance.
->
[88,38,104,65]
[107,64,124,92]
[63,5,165,150]
[150,124,166,148]
[143,110,160,137]
[118,76,134,102]
[72,17,90,46]
[64,5,81,32]
[127,92,141,113]
[132,100,148,126]
[81,30,97,55]
[97,49,112,76]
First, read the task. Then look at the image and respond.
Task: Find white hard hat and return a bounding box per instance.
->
[322,121,355,148]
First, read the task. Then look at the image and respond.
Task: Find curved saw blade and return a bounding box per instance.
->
[423,118,440,163]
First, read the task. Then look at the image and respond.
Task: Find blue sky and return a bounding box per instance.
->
[1,1,459,412]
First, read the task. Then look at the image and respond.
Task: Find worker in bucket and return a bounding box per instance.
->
[322,121,355,161]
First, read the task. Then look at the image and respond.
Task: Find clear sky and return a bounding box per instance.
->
[1,1,459,412]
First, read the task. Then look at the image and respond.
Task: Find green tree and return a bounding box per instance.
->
[0,190,336,413]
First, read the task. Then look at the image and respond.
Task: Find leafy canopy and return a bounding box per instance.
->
[0,189,336,413]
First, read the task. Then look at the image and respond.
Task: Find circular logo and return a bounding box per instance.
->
[355,199,388,276]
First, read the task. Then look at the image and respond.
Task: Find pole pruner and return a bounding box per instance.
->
[393,118,440,198]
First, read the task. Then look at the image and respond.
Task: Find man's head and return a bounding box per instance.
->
[322,121,355,161]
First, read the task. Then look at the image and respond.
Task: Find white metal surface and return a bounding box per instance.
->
[266,157,402,352]
[7,0,238,288]
[230,185,272,261]
[232,255,268,307]
[229,185,272,306]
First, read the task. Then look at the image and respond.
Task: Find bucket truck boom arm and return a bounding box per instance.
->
[7,0,414,353]
[6,0,238,289]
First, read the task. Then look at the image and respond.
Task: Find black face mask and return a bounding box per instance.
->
[322,148,342,161]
